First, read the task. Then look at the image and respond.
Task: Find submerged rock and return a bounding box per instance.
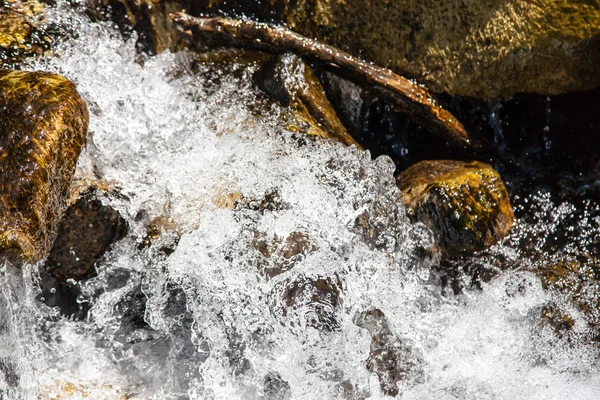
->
[355,308,424,397]
[263,372,292,400]
[396,160,514,255]
[252,230,317,278]
[44,184,128,282]
[255,52,361,148]
[0,70,88,264]
[280,274,342,332]
[536,256,600,336]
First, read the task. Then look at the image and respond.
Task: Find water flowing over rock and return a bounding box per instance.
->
[355,308,424,397]
[396,160,514,255]
[97,0,600,98]
[44,182,128,282]
[1,3,600,399]
[0,70,88,263]
[255,52,361,148]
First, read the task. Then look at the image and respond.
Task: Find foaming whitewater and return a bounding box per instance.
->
[1,3,599,399]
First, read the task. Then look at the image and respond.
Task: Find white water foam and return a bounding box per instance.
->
[0,2,598,399]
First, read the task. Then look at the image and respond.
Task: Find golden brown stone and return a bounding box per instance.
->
[0,0,53,66]
[98,0,600,97]
[255,52,362,148]
[0,70,88,263]
[396,160,514,255]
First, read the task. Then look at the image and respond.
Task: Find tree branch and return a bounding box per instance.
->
[170,11,476,148]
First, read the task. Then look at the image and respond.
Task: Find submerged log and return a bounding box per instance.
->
[170,12,475,149]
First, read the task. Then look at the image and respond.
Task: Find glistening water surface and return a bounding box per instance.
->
[0,3,599,399]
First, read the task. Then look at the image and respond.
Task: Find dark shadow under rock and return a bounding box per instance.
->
[44,187,128,282]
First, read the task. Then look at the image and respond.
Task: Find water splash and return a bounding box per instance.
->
[0,2,598,399]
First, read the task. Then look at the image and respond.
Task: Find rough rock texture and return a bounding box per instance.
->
[355,308,424,397]
[44,185,128,282]
[255,52,361,148]
[536,256,600,336]
[278,0,600,98]
[396,160,514,255]
[0,0,57,67]
[97,0,600,98]
[0,70,88,263]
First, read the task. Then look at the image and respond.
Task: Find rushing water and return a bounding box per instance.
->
[1,3,599,399]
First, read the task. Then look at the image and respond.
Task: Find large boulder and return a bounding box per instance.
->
[396,160,514,255]
[0,70,88,263]
[96,0,600,98]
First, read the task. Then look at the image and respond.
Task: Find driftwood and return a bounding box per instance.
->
[170,12,475,148]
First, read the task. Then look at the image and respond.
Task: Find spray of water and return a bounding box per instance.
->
[0,3,598,399]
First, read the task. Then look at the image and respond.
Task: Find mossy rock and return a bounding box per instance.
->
[97,0,600,98]
[0,70,88,263]
[396,160,514,255]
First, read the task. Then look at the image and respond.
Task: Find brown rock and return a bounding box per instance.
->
[0,70,88,263]
[96,0,600,97]
[536,255,600,335]
[255,52,362,148]
[0,0,53,67]
[281,274,342,331]
[396,160,514,255]
[355,308,424,397]
[252,231,317,278]
[44,185,128,282]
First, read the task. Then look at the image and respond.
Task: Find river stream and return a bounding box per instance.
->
[0,2,599,399]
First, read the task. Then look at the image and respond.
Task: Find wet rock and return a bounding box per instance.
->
[44,186,128,282]
[37,269,90,319]
[280,274,342,332]
[536,256,600,335]
[355,308,424,397]
[255,52,361,148]
[0,70,88,263]
[263,372,291,400]
[0,0,55,67]
[396,160,514,255]
[277,0,600,98]
[99,0,599,97]
[252,231,317,278]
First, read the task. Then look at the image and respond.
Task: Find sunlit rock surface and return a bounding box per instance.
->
[397,160,514,255]
[0,70,88,263]
[0,0,67,67]
[255,52,361,148]
[96,0,600,98]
